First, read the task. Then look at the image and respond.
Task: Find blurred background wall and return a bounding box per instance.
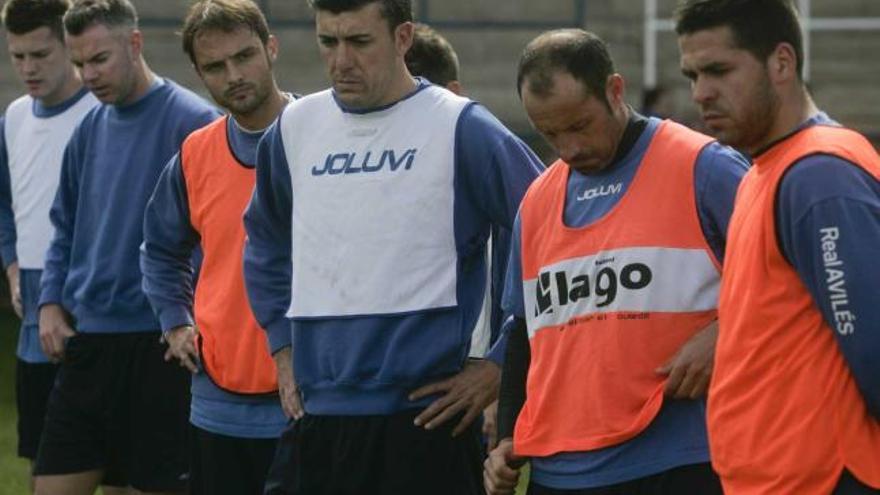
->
[2,0,879,151]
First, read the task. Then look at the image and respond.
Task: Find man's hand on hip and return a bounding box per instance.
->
[409,359,500,436]
[274,346,304,420]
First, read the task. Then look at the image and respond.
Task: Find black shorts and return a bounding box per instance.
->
[834,470,880,495]
[528,463,723,495]
[190,425,278,495]
[15,359,59,459]
[33,332,191,492]
[263,410,485,495]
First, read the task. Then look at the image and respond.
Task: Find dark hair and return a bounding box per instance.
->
[641,85,667,110]
[182,0,270,66]
[2,0,70,40]
[308,0,411,32]
[517,29,616,104]
[405,23,459,86]
[675,0,804,79]
[63,0,137,36]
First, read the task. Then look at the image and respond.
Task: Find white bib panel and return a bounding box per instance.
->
[523,246,720,338]
[4,94,97,269]
[283,87,469,318]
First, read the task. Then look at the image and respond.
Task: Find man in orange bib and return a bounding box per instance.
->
[140,1,294,493]
[484,29,750,495]
[677,1,880,494]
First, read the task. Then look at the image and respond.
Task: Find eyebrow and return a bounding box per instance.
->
[10,47,50,56]
[681,60,730,79]
[200,46,257,69]
[86,50,110,63]
[692,61,728,73]
[318,33,372,43]
[213,46,255,62]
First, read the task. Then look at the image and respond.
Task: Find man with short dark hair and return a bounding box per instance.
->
[405,23,461,93]
[32,0,219,493]
[677,1,880,493]
[0,0,97,488]
[141,1,292,493]
[484,28,749,495]
[243,0,543,493]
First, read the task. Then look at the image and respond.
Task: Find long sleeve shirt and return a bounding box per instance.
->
[142,115,287,439]
[243,80,545,415]
[500,115,749,489]
[38,79,218,332]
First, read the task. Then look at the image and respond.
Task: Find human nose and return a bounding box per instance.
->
[690,76,716,106]
[555,135,582,163]
[226,60,244,82]
[21,55,38,75]
[333,42,354,71]
[80,63,99,83]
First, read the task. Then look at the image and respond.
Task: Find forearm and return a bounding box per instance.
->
[496,317,529,440]
[243,122,294,352]
[140,156,199,331]
[781,175,880,417]
[0,118,13,267]
[0,166,17,268]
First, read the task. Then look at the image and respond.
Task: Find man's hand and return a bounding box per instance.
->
[5,262,21,318]
[484,438,526,495]
[409,359,500,436]
[483,400,499,449]
[656,320,719,399]
[273,346,303,420]
[38,303,75,362]
[163,325,200,373]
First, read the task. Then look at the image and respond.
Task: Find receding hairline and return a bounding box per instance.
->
[518,29,609,98]
[521,68,594,101]
[521,28,595,65]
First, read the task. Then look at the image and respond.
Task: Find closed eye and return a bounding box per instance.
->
[318,35,338,48]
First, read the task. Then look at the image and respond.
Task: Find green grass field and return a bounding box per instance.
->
[0,309,31,494]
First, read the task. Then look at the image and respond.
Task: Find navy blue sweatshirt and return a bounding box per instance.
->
[39,79,219,332]
[243,80,544,415]
[141,116,287,438]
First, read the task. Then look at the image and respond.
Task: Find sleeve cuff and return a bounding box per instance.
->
[485,326,509,367]
[486,315,520,366]
[1,246,16,270]
[38,286,63,308]
[158,305,195,332]
[266,318,292,353]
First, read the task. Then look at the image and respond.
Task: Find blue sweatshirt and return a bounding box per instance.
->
[502,115,750,489]
[243,80,544,415]
[142,116,287,439]
[0,116,15,269]
[772,113,880,418]
[0,89,97,362]
[38,79,219,332]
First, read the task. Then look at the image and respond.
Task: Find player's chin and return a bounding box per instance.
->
[333,91,367,108]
